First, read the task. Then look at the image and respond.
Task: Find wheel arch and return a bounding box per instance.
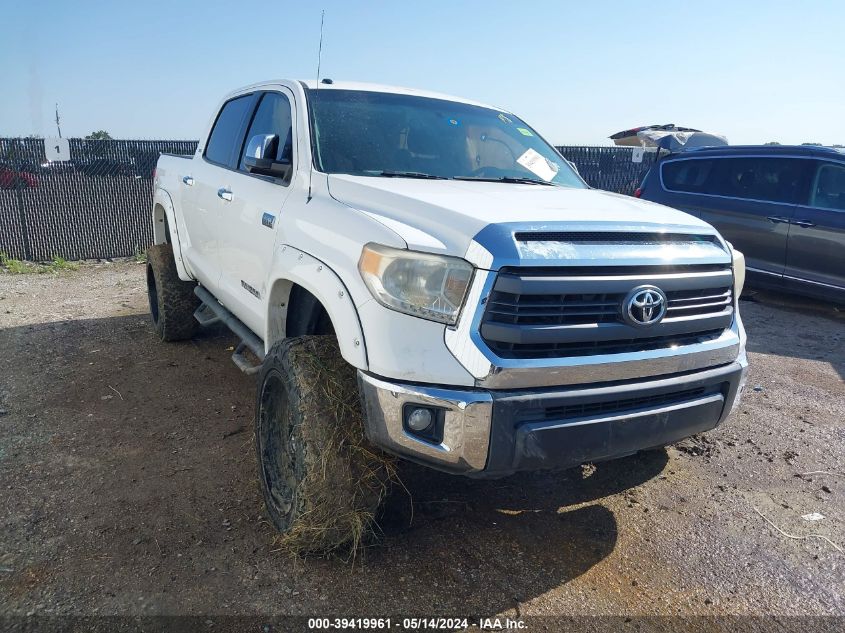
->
[152,188,193,281]
[265,246,368,369]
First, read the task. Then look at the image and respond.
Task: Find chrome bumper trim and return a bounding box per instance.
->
[479,328,742,389]
[357,372,492,473]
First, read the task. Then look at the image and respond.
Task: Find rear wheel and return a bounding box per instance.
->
[146,243,199,341]
[255,335,395,555]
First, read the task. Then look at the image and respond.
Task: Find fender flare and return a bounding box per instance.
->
[152,187,193,281]
[265,245,368,369]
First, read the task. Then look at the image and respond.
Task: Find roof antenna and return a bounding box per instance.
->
[316,9,325,87]
[307,9,325,203]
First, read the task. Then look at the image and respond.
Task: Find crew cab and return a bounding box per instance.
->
[148,79,748,552]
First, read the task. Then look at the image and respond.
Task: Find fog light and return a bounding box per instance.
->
[406,407,433,432]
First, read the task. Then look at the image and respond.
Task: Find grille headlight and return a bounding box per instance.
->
[358,243,474,325]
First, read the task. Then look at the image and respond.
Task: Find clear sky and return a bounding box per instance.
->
[2,0,843,145]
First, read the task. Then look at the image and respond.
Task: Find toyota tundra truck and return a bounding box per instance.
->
[148,79,748,552]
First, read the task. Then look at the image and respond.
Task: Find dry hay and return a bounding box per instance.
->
[269,335,403,559]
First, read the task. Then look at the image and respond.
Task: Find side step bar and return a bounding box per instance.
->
[231,342,260,374]
[193,303,220,327]
[193,286,265,374]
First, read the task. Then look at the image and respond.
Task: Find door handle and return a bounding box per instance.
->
[217,188,233,201]
[766,216,791,224]
[792,219,816,228]
[182,175,194,186]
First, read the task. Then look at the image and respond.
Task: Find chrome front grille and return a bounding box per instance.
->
[666,288,733,317]
[486,286,732,326]
[481,265,734,359]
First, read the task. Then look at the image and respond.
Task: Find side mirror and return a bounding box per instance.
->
[244,134,291,179]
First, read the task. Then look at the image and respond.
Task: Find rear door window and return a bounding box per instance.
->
[661,158,715,193]
[707,157,805,204]
[204,95,254,167]
[809,162,845,210]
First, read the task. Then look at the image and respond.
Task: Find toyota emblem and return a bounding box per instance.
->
[623,285,667,327]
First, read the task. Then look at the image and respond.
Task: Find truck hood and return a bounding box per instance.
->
[327,174,726,267]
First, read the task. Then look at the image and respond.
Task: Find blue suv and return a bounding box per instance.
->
[638,145,845,304]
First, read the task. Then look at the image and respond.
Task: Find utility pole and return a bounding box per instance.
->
[55,103,62,138]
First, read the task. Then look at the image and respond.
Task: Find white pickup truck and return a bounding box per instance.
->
[150,79,748,552]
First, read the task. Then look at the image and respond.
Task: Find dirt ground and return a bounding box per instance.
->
[0,262,843,626]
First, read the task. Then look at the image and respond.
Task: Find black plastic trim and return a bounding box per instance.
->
[480,362,743,477]
[513,231,717,244]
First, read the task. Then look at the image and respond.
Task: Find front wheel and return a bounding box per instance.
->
[255,335,395,555]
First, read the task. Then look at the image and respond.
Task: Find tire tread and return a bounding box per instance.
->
[146,243,199,341]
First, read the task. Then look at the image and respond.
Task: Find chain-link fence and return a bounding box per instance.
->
[1,138,658,262]
[556,145,659,196]
[0,138,198,261]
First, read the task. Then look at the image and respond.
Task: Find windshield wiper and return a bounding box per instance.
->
[374,170,450,180]
[454,176,556,186]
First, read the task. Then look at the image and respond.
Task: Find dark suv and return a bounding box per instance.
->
[638,145,845,303]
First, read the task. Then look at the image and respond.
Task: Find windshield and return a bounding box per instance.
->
[308,89,585,187]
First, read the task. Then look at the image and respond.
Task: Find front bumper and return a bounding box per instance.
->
[358,359,747,478]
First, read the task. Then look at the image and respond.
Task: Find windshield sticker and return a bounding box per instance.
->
[498,113,513,124]
[516,127,534,137]
[516,148,560,181]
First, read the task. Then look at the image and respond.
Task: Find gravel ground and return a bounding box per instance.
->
[0,262,843,626]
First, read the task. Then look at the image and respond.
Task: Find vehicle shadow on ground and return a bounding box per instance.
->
[740,291,844,379]
[357,450,668,614]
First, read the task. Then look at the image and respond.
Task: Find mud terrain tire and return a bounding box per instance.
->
[146,243,199,342]
[255,335,394,555]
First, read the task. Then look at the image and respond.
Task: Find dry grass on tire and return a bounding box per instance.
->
[270,336,402,559]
